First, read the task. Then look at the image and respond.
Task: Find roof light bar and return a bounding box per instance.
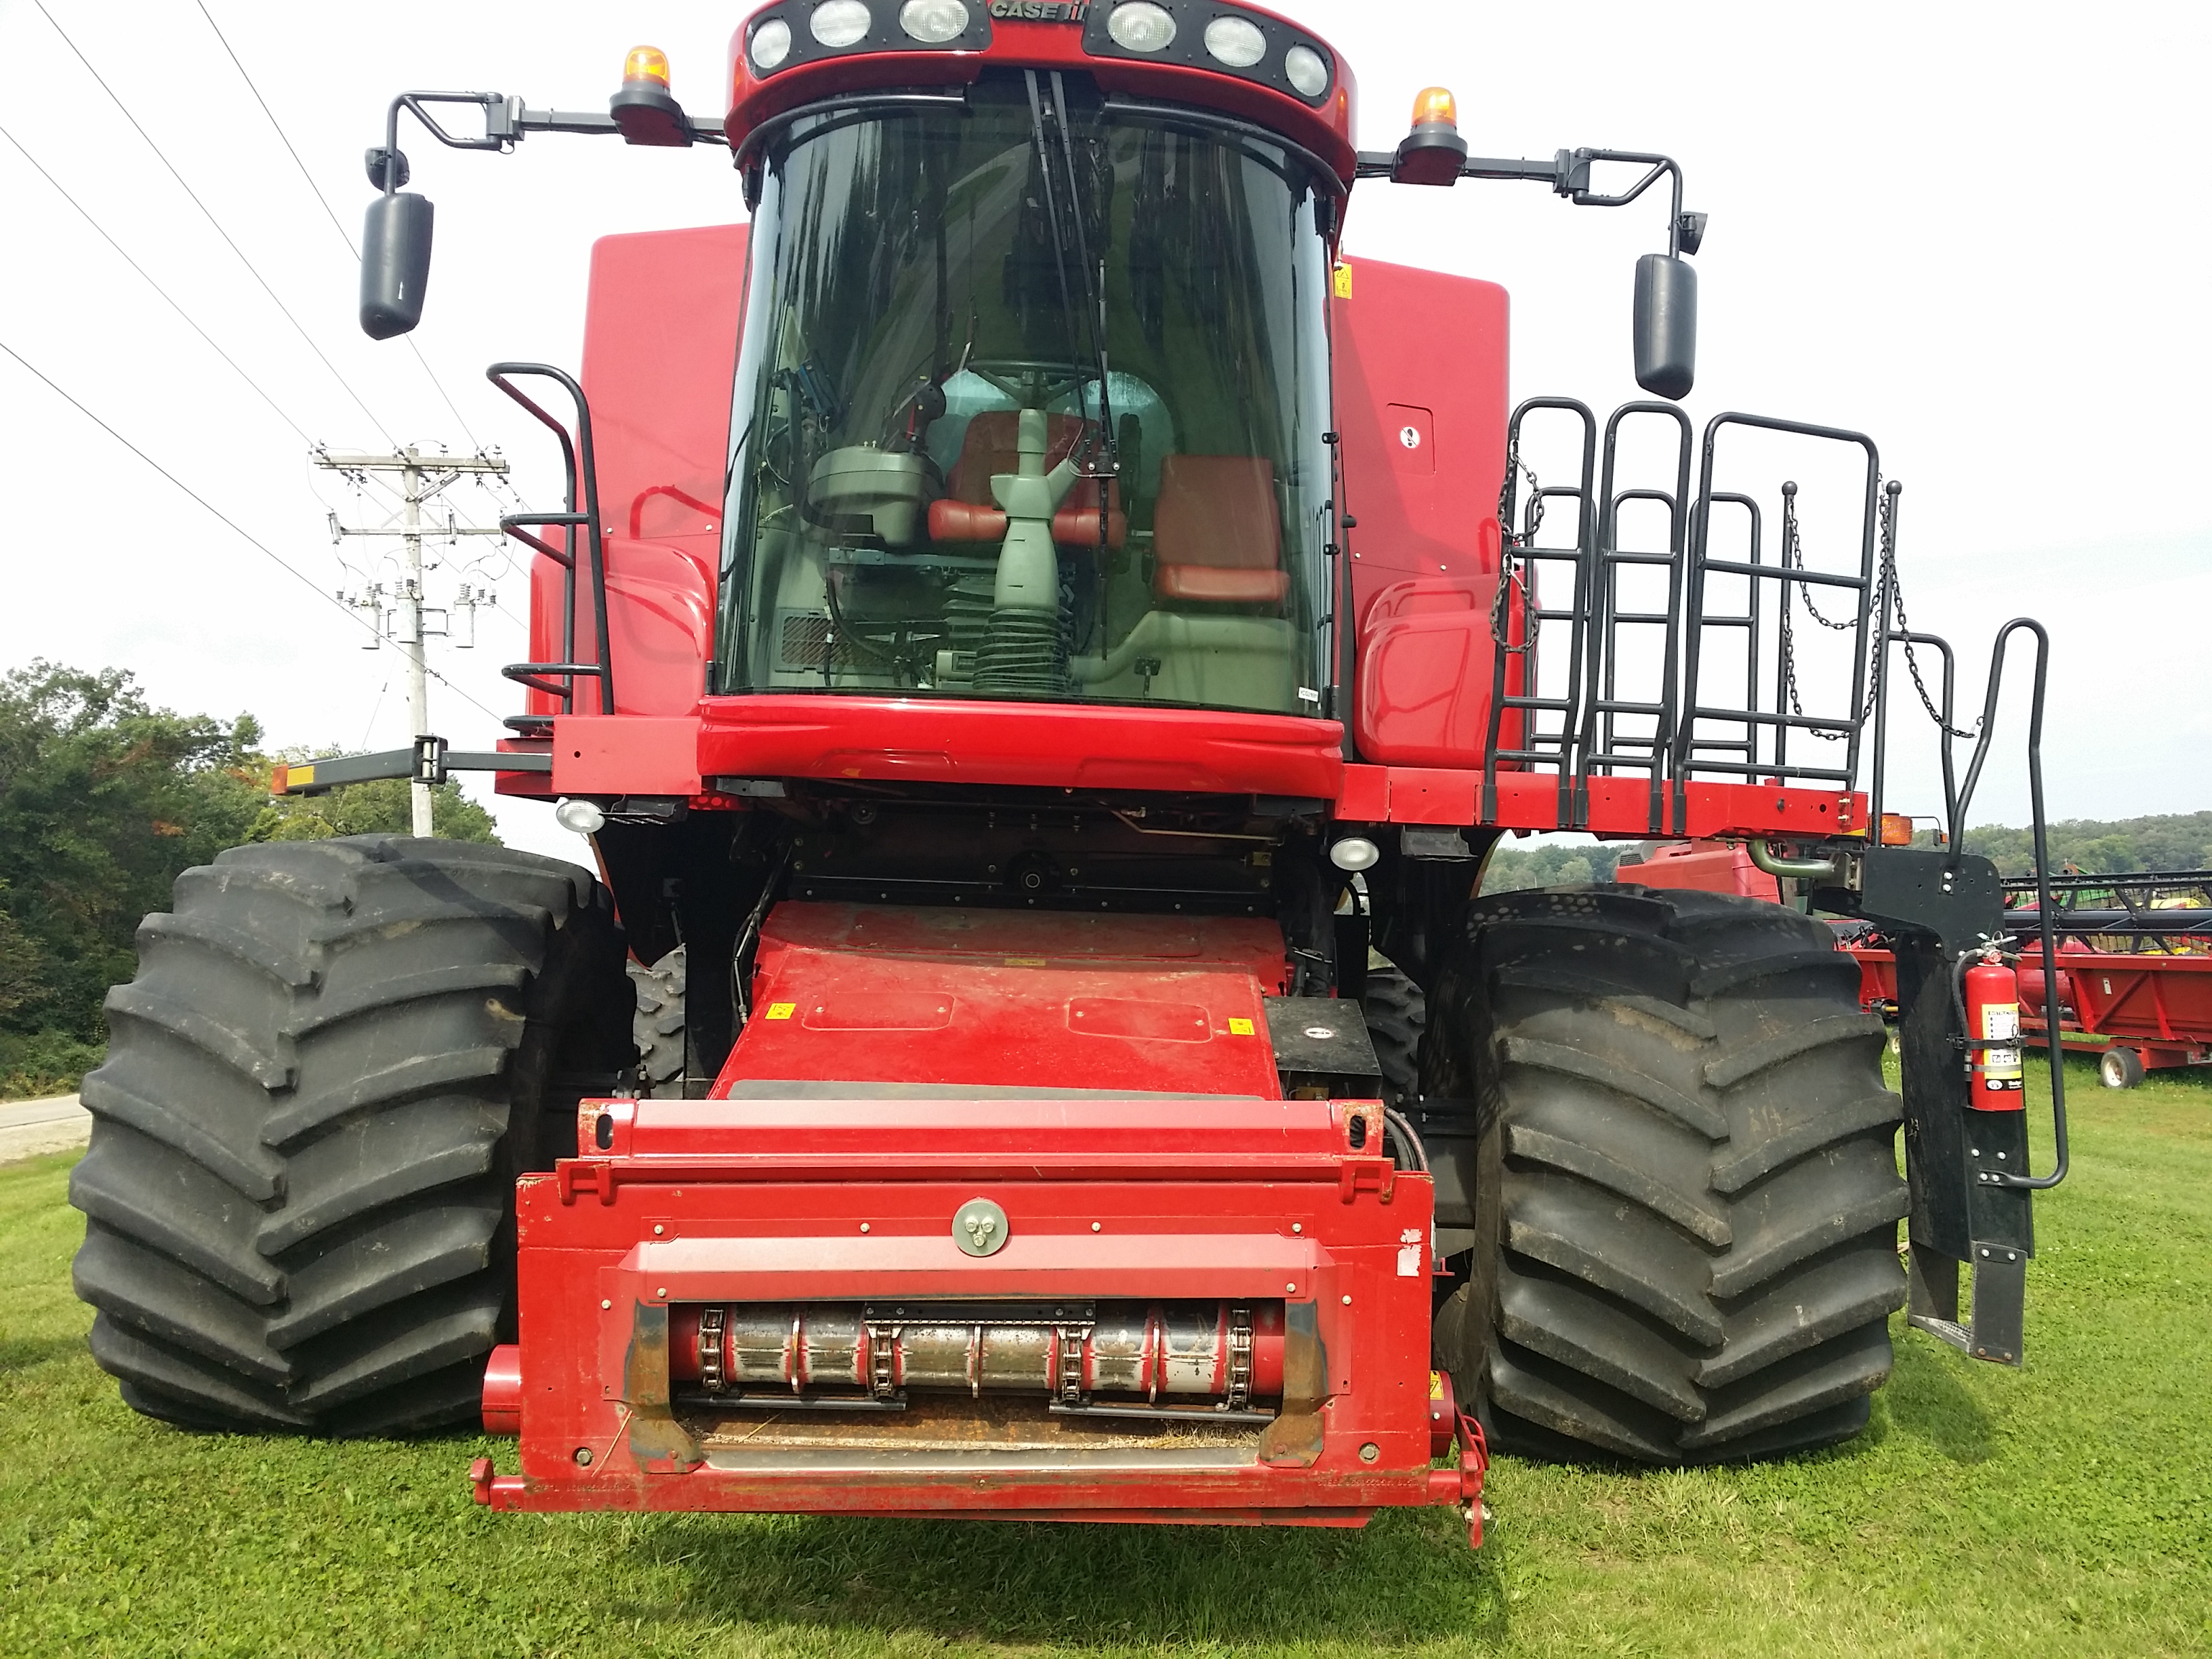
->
[1084,1,1335,106]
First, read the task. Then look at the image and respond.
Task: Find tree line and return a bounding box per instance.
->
[0,663,494,1098]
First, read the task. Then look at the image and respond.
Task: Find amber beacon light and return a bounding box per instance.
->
[1393,86,1469,185]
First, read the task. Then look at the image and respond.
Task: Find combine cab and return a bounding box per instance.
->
[72,1,2065,1541]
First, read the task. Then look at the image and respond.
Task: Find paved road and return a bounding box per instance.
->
[0,1094,89,1164]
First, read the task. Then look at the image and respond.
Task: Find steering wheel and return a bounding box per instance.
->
[963,358,1094,409]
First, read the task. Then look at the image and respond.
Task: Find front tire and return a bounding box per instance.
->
[70,836,630,1435]
[1427,884,1908,1463]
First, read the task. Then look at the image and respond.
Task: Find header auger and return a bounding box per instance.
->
[74,1,2062,1544]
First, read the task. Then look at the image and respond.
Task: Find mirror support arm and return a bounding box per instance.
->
[371,89,728,190]
[1352,145,1704,255]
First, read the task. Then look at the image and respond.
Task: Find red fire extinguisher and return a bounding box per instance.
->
[1963,947,2026,1109]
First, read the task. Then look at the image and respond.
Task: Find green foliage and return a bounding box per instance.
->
[1481,840,1629,893]
[1964,811,2212,877]
[1,1059,2206,1656]
[252,771,497,845]
[0,664,264,1045]
[0,662,497,1092]
[0,1031,104,1100]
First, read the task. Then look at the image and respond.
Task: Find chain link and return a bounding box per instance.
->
[1777,479,1978,743]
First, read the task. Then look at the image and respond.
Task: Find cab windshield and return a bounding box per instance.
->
[715,74,1337,718]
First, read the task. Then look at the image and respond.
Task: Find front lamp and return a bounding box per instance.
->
[1106,1,1176,52]
[1202,15,1267,68]
[899,0,969,41]
[809,1,872,47]
[749,18,793,70]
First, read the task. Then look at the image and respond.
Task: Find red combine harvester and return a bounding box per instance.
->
[70,2,2068,1541]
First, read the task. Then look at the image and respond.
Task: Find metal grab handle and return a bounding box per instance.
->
[487,363,614,716]
[1965,617,2066,1191]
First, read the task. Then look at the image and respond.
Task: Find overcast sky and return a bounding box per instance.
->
[1,1,2204,863]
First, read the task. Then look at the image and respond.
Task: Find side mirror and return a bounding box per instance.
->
[361,191,434,340]
[1633,252,1696,401]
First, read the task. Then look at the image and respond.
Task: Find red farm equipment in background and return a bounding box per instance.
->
[69,1,2066,1542]
[1845,870,2212,1088]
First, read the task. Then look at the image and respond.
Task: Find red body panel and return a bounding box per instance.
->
[1617,840,1783,903]
[694,696,1347,798]
[723,903,1288,1098]
[527,224,746,721]
[1333,259,1515,770]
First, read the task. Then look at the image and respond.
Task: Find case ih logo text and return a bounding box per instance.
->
[988,1,1088,19]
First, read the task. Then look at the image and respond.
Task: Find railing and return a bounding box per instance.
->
[1483,398,1596,826]
[1576,402,1692,834]
[488,363,615,721]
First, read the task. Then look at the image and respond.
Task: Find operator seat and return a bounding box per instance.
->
[1151,454,1287,607]
[926,409,1126,548]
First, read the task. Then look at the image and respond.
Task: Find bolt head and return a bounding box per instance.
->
[1359,1442,1380,1462]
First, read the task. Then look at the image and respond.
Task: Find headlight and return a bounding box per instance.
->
[554,798,607,837]
[1105,1,1176,52]
[809,0,872,47]
[1328,836,1380,873]
[898,0,968,41]
[750,17,793,70]
[1202,15,1267,68]
[1284,43,1330,98]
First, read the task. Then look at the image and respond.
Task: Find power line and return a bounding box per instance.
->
[30,0,401,448]
[189,0,485,450]
[0,121,313,445]
[0,335,504,727]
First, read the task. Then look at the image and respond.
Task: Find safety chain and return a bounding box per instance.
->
[1778,479,1977,742]
[1492,438,1544,654]
[1225,1307,1254,1412]
[698,1305,727,1394]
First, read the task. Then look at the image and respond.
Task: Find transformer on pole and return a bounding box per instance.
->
[312,446,510,835]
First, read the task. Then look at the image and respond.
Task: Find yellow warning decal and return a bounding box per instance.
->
[765,1002,796,1021]
[1002,957,1047,967]
[1430,1370,1446,1401]
[1332,262,1353,299]
[1227,1017,1255,1036]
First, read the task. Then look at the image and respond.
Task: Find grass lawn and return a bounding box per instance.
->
[3,1056,2207,1658]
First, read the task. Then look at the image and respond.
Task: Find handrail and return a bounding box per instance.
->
[487,363,615,716]
[1963,618,2066,1191]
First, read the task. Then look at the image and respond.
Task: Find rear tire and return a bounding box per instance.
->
[1362,955,1425,1109]
[2099,1046,2144,1090]
[630,944,690,1098]
[70,836,631,1435]
[1426,884,1908,1464]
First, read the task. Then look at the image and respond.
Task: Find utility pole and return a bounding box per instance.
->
[314,447,510,836]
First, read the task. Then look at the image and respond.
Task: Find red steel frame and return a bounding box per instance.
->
[475,1096,1487,1541]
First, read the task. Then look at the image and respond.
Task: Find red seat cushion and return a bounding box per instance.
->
[945,410,1088,504]
[930,410,1124,548]
[1152,454,1285,606]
